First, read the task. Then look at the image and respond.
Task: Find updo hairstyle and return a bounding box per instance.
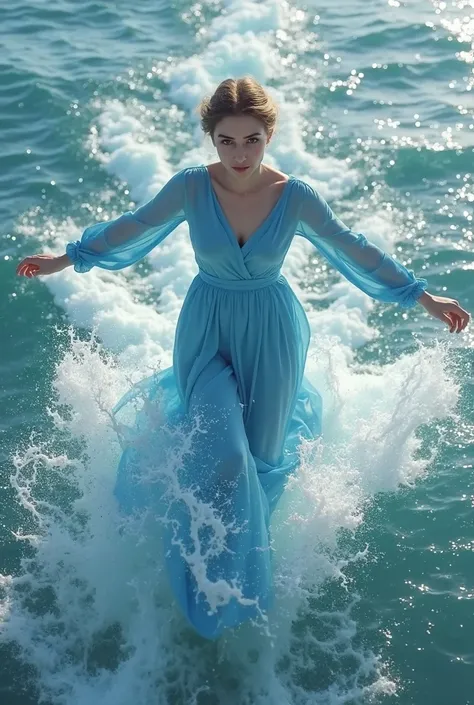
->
[197,76,279,144]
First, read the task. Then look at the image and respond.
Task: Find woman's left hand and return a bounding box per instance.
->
[418,292,471,333]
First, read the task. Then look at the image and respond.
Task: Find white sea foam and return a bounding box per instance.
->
[1,330,457,705]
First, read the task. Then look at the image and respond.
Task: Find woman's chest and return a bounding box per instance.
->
[211,180,288,247]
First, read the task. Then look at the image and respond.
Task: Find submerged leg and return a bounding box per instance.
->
[163,354,274,639]
[241,330,322,514]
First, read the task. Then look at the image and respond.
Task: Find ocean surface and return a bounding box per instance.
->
[1,0,473,703]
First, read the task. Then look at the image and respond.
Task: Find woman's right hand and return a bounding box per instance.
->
[16,253,72,278]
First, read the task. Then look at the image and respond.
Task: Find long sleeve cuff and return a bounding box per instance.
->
[66,241,94,273]
[397,277,429,309]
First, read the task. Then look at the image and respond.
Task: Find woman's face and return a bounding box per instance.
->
[212,115,271,177]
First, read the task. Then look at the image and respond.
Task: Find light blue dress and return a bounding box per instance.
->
[66,165,428,639]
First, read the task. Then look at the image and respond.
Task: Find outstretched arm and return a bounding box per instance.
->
[295,181,470,332]
[17,167,188,277]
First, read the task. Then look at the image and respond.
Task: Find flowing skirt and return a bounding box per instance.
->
[112,274,323,639]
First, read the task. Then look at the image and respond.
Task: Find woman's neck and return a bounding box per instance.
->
[212,163,270,196]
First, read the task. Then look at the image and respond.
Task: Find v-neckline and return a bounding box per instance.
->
[204,165,294,252]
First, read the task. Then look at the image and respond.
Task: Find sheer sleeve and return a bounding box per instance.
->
[295,181,428,308]
[65,167,188,273]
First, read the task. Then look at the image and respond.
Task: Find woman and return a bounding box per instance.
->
[16,77,470,640]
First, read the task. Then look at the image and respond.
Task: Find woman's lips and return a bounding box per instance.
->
[232,166,249,171]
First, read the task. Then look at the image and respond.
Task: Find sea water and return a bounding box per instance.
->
[1,1,473,703]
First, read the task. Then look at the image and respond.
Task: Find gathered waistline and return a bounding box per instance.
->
[198,269,284,291]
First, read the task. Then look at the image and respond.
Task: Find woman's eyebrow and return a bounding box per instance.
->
[217,132,262,139]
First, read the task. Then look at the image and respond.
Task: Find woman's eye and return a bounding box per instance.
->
[221,138,259,145]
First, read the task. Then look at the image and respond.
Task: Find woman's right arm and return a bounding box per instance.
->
[17,167,189,278]
[17,253,73,278]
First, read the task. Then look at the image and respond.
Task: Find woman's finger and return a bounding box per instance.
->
[441,313,456,333]
[452,314,462,333]
[452,313,465,333]
[454,308,470,332]
[19,263,40,277]
[445,304,470,332]
[16,258,38,275]
[17,262,33,276]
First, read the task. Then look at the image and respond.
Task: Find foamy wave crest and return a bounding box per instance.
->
[1,325,458,703]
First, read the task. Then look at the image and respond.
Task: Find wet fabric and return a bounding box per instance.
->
[66,165,428,638]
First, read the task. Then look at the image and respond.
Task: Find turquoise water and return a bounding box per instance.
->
[1,0,473,703]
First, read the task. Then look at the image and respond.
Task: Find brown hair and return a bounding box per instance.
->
[197,76,279,144]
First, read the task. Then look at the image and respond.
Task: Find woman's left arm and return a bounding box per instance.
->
[295,182,470,333]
